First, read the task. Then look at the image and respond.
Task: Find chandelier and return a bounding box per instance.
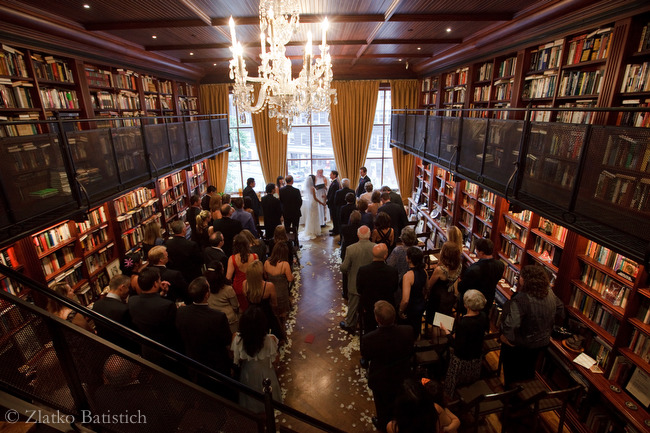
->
[228,0,337,134]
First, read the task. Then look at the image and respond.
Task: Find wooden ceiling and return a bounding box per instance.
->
[0,0,647,82]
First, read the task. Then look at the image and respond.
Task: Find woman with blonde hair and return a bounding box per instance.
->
[194,210,213,250]
[47,282,94,332]
[447,226,464,251]
[243,260,283,341]
[142,220,163,258]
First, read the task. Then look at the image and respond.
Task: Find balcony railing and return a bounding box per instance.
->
[391,107,650,265]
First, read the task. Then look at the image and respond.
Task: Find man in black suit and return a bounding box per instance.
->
[93,274,137,351]
[176,277,233,380]
[457,238,505,315]
[326,170,340,235]
[203,231,228,270]
[201,185,217,211]
[261,182,282,239]
[242,177,262,225]
[378,191,408,243]
[339,192,357,227]
[361,301,414,430]
[279,175,302,241]
[213,204,243,257]
[334,178,354,235]
[165,220,202,283]
[381,185,404,207]
[128,268,181,359]
[357,244,399,335]
[148,245,189,305]
[186,194,202,239]
[356,166,371,197]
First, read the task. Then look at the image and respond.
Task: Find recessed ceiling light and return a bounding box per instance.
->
[398,58,402,62]
[190,52,194,56]
[152,35,157,39]
[213,63,217,66]
[446,28,452,32]
[83,4,90,8]
[417,47,421,50]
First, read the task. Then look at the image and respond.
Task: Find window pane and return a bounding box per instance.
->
[311,111,330,125]
[229,95,238,128]
[374,91,385,124]
[367,125,385,158]
[238,129,258,160]
[227,162,242,193]
[312,159,337,174]
[287,127,311,159]
[240,160,264,192]
[364,159,383,188]
[383,158,398,192]
[312,126,334,160]
[287,160,311,186]
[228,130,240,161]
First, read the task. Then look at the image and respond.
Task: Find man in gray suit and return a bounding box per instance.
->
[340,225,375,333]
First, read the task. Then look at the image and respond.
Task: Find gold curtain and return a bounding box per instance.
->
[250,83,288,185]
[329,80,380,181]
[389,79,419,204]
[199,83,230,193]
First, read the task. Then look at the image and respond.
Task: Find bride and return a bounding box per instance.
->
[301,174,325,240]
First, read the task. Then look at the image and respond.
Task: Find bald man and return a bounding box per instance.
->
[340,225,375,333]
[357,243,400,335]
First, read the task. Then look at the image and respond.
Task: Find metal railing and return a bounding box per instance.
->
[0,114,230,245]
[391,107,650,266]
[0,263,346,433]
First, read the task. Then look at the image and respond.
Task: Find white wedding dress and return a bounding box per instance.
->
[315,174,328,225]
[301,176,321,240]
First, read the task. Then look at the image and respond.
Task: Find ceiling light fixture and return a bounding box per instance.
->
[190,52,194,56]
[152,35,157,39]
[417,47,421,50]
[83,4,90,8]
[446,28,451,32]
[229,0,336,134]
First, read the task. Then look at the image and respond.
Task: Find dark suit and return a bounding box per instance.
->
[212,216,243,257]
[361,324,414,428]
[377,201,408,242]
[357,261,399,335]
[203,246,228,270]
[334,186,354,235]
[389,191,403,206]
[149,264,189,305]
[201,194,212,211]
[457,258,505,315]
[356,175,371,197]
[243,186,262,223]
[186,205,201,239]
[176,304,232,376]
[339,203,356,226]
[92,295,137,352]
[279,184,302,234]
[326,178,340,233]
[261,194,282,239]
[128,292,180,359]
[164,236,202,283]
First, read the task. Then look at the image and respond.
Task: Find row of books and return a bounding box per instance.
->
[0,247,18,268]
[585,240,640,278]
[530,104,552,122]
[627,329,650,362]
[502,264,519,287]
[113,187,156,215]
[472,85,490,102]
[32,222,73,254]
[607,355,635,386]
[144,94,157,110]
[90,269,112,301]
[39,88,79,109]
[617,99,650,128]
[594,171,650,210]
[158,80,173,94]
[531,237,563,268]
[141,75,157,93]
[171,171,184,185]
[84,66,113,88]
[91,91,118,110]
[620,62,650,93]
[523,74,557,99]
[84,244,114,275]
[569,289,620,337]
[444,67,469,87]
[492,79,513,101]
[497,56,517,78]
[76,206,108,233]
[113,69,138,90]
[476,62,493,82]
[179,97,198,111]
[79,226,110,252]
[528,39,563,71]
[177,82,196,97]
[189,172,205,190]
[0,277,23,296]
[601,134,650,172]
[115,91,140,110]
[49,262,83,290]
[565,28,612,66]
[502,218,527,242]
[537,217,568,243]
[584,334,613,370]
[500,241,523,265]
[121,223,146,251]
[0,44,29,77]
[638,22,650,52]
[557,69,604,97]
[41,246,76,277]
[115,201,158,232]
[556,101,595,124]
[0,82,34,108]
[31,53,74,83]
[476,204,494,224]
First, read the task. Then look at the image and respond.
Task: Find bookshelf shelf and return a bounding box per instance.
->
[43,257,82,282]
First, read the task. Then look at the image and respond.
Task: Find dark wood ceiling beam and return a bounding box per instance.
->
[213,14,386,26]
[85,19,207,30]
[180,53,431,62]
[389,13,513,22]
[352,0,402,66]
[372,38,461,45]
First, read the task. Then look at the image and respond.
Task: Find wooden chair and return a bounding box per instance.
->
[456,380,522,433]
[482,331,503,377]
[512,379,583,433]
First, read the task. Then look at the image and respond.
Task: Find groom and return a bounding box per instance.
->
[279,175,302,246]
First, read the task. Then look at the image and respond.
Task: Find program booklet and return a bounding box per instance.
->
[432,312,455,330]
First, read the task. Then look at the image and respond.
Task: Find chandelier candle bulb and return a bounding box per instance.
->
[229,17,237,45]
[261,32,265,55]
[322,18,328,46]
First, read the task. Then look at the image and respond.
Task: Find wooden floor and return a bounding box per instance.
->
[275,224,567,433]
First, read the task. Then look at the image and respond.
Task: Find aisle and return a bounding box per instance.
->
[276,231,377,433]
